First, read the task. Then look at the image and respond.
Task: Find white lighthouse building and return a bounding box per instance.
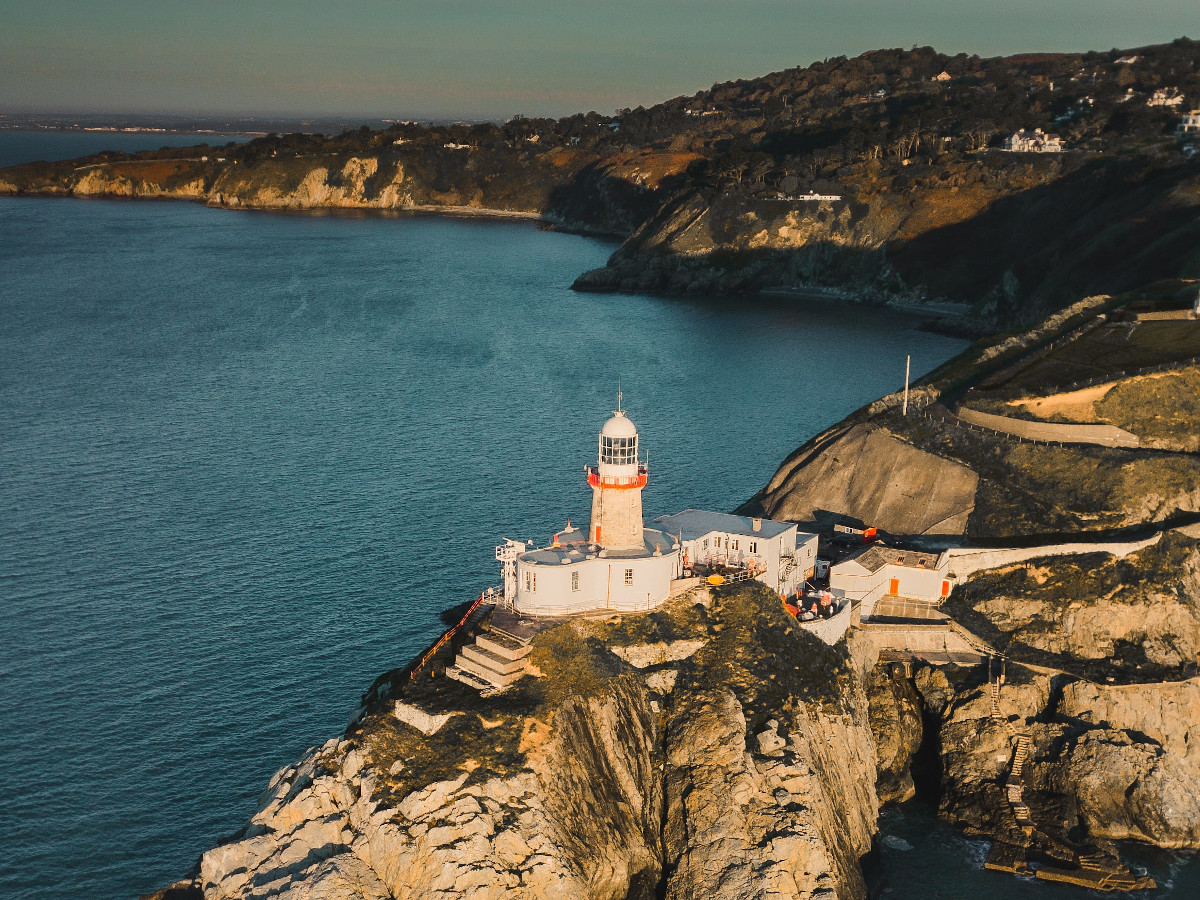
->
[511,405,681,615]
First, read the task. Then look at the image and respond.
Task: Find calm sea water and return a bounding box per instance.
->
[0,134,1193,899]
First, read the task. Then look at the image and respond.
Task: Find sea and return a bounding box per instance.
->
[0,132,1194,900]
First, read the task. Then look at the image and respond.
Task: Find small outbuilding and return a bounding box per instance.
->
[829,545,953,620]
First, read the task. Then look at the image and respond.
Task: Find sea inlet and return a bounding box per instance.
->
[0,133,1192,899]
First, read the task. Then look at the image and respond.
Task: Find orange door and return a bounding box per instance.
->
[941,580,950,598]
[889,578,899,595]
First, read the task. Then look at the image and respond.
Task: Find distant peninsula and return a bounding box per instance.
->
[5,40,1200,334]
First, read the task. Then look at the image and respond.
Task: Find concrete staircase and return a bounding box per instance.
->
[446,622,533,693]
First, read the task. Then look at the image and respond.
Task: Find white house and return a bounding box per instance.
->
[1002,129,1064,153]
[829,546,953,620]
[1148,88,1185,108]
[1177,111,1200,136]
[653,509,818,599]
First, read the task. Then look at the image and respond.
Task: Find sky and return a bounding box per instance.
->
[2,0,1199,121]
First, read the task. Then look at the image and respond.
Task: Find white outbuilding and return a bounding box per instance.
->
[829,545,952,620]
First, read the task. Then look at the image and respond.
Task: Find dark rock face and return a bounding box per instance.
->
[864,664,925,803]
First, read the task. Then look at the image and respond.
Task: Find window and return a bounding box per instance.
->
[600,435,637,465]
[624,568,634,585]
[524,571,531,591]
[731,539,739,551]
[571,570,580,592]
[532,572,537,592]
[702,538,709,549]
[749,541,757,554]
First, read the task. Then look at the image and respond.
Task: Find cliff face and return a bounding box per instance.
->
[864,663,1200,855]
[0,145,695,236]
[753,422,979,537]
[200,675,661,900]
[948,533,1200,678]
[177,583,879,900]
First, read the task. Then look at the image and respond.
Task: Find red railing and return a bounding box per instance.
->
[585,464,648,490]
[408,588,496,680]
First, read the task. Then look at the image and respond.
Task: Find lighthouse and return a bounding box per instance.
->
[586,401,648,549]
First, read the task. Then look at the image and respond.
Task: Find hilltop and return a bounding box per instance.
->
[5,40,1200,331]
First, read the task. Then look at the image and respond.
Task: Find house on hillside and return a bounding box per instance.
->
[1115,55,1140,65]
[1177,111,1200,136]
[829,545,953,620]
[932,71,952,82]
[1002,128,1064,152]
[1148,88,1185,108]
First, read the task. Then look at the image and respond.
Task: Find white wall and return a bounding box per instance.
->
[830,559,951,619]
[514,551,679,615]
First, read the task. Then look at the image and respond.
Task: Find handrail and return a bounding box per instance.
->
[409,587,499,680]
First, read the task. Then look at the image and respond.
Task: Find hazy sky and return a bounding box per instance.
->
[3,1,1199,120]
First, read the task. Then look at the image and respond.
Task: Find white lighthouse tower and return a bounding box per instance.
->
[509,399,681,615]
[586,397,648,549]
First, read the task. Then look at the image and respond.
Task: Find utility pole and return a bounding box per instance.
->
[902,354,911,416]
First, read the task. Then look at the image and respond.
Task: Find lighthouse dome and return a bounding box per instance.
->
[600,410,638,438]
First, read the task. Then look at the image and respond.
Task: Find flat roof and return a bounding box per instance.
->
[837,545,942,575]
[653,509,797,542]
[521,528,677,565]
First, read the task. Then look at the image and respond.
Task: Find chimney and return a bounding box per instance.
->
[752,517,762,532]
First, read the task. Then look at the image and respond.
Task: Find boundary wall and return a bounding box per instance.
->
[954,406,1140,448]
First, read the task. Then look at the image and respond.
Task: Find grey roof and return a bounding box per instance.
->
[836,545,941,575]
[652,509,795,542]
[521,528,678,565]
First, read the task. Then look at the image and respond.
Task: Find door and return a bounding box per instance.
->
[889,577,899,595]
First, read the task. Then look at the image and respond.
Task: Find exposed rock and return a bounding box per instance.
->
[950,534,1200,678]
[186,584,879,900]
[864,663,925,803]
[1047,679,1200,848]
[754,423,978,536]
[611,639,706,668]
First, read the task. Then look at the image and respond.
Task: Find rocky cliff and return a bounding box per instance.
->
[864,663,1200,859]
[160,583,879,900]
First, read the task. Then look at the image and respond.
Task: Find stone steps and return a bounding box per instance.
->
[445,665,495,692]
[476,632,532,660]
[453,652,526,688]
[461,643,528,675]
[446,616,537,693]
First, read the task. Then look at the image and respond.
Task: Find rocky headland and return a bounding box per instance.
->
[155,585,879,900]
[143,292,1200,898]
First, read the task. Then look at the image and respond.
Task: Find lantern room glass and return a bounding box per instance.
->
[600,435,637,465]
